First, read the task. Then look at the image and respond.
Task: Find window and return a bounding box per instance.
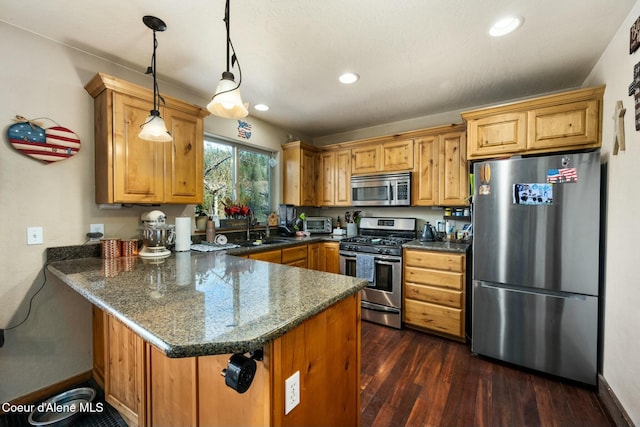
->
[203,135,273,224]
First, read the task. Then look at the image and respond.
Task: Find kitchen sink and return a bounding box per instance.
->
[233,238,291,247]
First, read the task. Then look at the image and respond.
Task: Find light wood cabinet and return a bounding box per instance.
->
[94,293,360,427]
[249,249,282,264]
[351,139,413,174]
[323,241,340,274]
[92,305,106,390]
[104,313,146,427]
[85,73,206,204]
[412,135,439,206]
[403,249,466,342]
[282,141,317,206]
[438,130,468,206]
[317,149,351,206]
[307,241,340,273]
[382,139,413,171]
[412,125,468,207]
[282,245,308,268]
[351,145,380,174]
[462,85,604,159]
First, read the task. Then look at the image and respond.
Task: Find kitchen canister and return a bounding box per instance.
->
[120,239,139,257]
[101,239,121,259]
[346,223,358,237]
[175,217,192,251]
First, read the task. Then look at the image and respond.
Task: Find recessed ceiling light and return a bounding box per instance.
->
[254,103,269,111]
[489,16,523,37]
[339,72,359,84]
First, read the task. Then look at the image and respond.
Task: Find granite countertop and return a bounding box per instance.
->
[47,250,367,358]
[402,239,471,253]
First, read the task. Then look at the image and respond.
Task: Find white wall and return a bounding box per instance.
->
[583,1,640,423]
[0,22,291,403]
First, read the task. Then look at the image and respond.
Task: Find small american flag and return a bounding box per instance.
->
[237,120,252,140]
[547,168,578,183]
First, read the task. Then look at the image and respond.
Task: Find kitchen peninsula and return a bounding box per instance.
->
[47,249,367,427]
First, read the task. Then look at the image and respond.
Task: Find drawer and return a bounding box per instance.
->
[282,245,307,263]
[404,299,463,338]
[404,266,463,290]
[249,249,282,263]
[404,283,462,308]
[404,250,464,272]
[285,259,308,268]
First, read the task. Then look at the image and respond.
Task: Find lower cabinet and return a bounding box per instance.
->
[92,293,360,426]
[403,249,467,341]
[282,245,308,268]
[248,249,282,263]
[307,241,340,273]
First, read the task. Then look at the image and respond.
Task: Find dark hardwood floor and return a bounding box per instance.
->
[360,321,613,427]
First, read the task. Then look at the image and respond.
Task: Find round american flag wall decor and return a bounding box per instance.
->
[7,115,81,164]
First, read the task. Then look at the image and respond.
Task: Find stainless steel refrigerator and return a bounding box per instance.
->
[471,149,601,385]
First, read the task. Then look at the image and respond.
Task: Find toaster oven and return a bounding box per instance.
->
[303,217,333,234]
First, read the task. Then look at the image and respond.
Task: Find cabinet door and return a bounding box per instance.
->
[105,314,146,427]
[351,145,380,174]
[412,136,439,206]
[527,100,600,152]
[249,249,282,263]
[382,139,413,171]
[323,242,340,274]
[317,152,335,206]
[467,112,526,158]
[301,149,317,206]
[113,93,165,203]
[438,131,469,206]
[282,245,307,264]
[334,149,352,206]
[164,109,203,203]
[307,243,323,271]
[92,305,106,389]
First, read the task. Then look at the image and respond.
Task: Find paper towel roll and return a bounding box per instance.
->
[175,217,192,252]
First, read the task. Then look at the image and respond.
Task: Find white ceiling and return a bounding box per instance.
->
[1,1,635,138]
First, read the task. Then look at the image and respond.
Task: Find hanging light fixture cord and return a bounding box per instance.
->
[142,27,166,127]
[213,0,243,101]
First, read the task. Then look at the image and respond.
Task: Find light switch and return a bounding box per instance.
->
[27,227,43,245]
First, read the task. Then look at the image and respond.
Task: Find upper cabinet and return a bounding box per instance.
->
[282,141,317,206]
[85,73,207,204]
[317,148,351,207]
[462,85,604,159]
[412,125,468,207]
[351,139,413,174]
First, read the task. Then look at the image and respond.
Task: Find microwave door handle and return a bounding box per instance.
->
[389,183,393,200]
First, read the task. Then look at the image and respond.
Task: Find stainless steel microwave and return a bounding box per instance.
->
[351,172,411,206]
[304,216,333,233]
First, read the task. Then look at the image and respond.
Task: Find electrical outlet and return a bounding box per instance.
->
[89,224,105,241]
[27,227,43,245]
[284,371,300,415]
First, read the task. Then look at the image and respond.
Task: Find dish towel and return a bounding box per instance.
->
[356,254,375,283]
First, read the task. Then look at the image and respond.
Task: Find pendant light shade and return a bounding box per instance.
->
[138,111,172,142]
[139,15,172,142]
[207,0,249,119]
[207,71,248,118]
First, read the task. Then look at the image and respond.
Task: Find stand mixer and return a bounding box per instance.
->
[139,210,175,258]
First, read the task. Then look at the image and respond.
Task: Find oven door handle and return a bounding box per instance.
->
[361,301,400,313]
[374,259,400,265]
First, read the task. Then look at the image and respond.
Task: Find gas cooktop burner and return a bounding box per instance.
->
[340,236,412,247]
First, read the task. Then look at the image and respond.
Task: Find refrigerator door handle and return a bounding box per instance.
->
[477,282,588,301]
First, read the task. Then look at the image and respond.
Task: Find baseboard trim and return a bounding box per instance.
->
[1,370,93,415]
[598,373,635,427]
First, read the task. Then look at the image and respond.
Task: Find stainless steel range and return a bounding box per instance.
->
[339,217,416,329]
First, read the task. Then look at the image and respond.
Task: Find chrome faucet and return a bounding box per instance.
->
[246,211,253,240]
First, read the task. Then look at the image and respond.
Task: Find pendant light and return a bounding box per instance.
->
[207,0,249,119]
[139,15,173,142]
